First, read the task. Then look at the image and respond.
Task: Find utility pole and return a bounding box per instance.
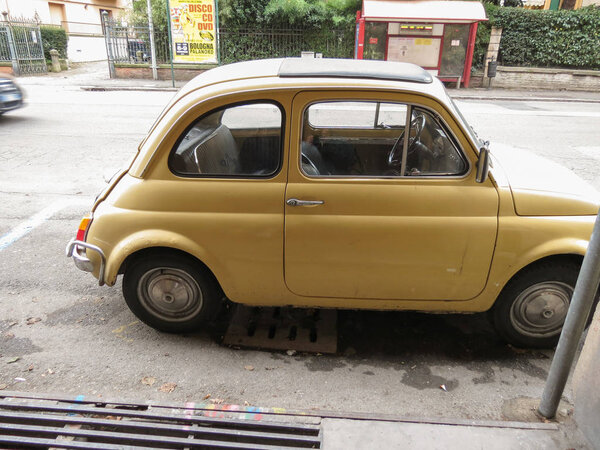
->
[146,0,158,80]
[102,11,115,79]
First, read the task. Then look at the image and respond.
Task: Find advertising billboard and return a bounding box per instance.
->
[168,0,218,63]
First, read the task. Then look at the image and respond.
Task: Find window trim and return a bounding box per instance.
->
[168,100,286,179]
[299,100,471,180]
[306,100,408,130]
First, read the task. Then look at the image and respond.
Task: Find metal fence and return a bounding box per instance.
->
[0,16,47,75]
[218,28,353,64]
[104,19,170,65]
[103,19,354,68]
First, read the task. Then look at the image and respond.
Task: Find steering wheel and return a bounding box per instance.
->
[302,153,320,175]
[388,112,426,166]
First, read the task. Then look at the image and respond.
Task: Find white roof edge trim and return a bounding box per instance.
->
[363,1,487,22]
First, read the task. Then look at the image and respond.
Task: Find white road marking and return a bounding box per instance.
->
[0,199,86,251]
[455,101,600,118]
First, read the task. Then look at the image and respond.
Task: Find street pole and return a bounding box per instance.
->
[146,0,158,81]
[539,210,600,418]
[102,11,115,79]
[215,0,220,64]
[165,0,175,88]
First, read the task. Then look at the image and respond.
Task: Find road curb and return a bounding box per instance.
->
[80,85,179,92]
[450,95,600,104]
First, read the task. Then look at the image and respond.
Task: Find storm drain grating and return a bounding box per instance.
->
[223,307,337,354]
[0,394,322,449]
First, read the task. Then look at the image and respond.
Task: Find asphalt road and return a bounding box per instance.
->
[1,84,599,421]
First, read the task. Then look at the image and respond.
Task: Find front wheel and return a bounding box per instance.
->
[492,261,580,348]
[123,253,221,333]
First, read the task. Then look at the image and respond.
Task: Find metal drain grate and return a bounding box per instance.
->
[223,307,337,354]
[0,393,322,449]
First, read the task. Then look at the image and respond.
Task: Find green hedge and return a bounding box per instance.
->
[474,5,600,70]
[40,26,68,60]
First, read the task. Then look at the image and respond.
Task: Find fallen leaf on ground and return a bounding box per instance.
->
[6,357,20,364]
[507,344,528,354]
[244,401,250,406]
[141,376,156,386]
[26,365,34,372]
[159,382,177,393]
[4,333,14,339]
[46,368,55,375]
[286,350,296,356]
[440,384,447,392]
[0,384,7,390]
[244,365,254,371]
[26,317,41,325]
[203,394,211,400]
[210,398,224,405]
[8,321,17,327]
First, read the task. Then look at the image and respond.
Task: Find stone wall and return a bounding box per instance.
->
[114,64,216,82]
[474,66,600,91]
[0,64,13,75]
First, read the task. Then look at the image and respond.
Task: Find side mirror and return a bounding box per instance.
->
[476,145,490,183]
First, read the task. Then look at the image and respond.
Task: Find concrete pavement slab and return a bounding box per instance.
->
[321,417,591,449]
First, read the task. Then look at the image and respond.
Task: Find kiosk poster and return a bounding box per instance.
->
[169,0,218,63]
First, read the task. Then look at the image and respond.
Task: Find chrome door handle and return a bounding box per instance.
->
[286,198,325,207]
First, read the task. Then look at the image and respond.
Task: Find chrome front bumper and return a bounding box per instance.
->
[66,239,106,286]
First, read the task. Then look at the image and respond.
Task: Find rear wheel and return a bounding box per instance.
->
[492,261,580,348]
[123,253,221,333]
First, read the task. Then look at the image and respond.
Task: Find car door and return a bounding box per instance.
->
[158,98,289,301]
[284,91,499,301]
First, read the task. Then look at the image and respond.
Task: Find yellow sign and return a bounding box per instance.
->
[415,39,432,46]
[169,0,218,63]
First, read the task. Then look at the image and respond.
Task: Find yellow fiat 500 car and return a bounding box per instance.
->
[67,58,599,348]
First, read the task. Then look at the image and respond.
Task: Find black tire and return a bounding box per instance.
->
[123,253,221,333]
[492,261,581,349]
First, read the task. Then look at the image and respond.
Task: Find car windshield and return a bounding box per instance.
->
[446,95,483,149]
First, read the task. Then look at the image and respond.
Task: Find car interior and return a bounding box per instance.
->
[301,102,468,178]
[169,101,466,179]
[169,104,282,177]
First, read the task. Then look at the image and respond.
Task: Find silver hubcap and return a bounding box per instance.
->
[137,268,203,322]
[510,282,572,338]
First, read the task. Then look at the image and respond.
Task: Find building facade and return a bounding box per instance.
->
[1,0,128,62]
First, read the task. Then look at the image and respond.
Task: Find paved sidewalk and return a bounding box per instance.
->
[15,61,600,102]
[0,390,593,449]
[322,416,591,449]
[448,86,600,103]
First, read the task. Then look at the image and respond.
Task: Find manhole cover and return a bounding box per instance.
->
[223,306,337,354]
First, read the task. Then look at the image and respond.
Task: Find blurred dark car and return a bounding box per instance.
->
[0,74,24,114]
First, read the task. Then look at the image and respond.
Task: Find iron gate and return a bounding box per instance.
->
[0,17,47,75]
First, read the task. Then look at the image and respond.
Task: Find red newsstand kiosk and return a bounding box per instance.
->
[355,1,487,88]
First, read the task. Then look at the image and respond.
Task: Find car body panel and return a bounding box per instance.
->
[284,90,499,301]
[77,58,599,316]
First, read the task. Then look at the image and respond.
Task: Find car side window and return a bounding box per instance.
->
[170,102,283,177]
[403,108,468,176]
[300,101,467,178]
